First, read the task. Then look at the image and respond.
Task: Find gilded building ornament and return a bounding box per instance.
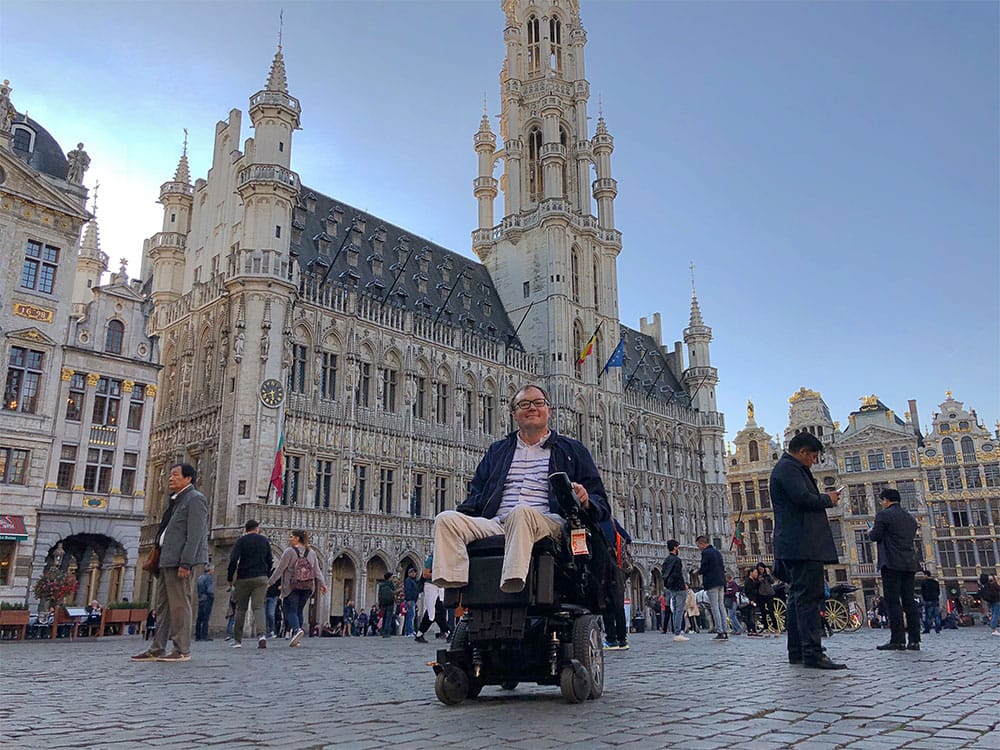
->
[789,387,821,403]
[123,380,135,393]
[60,367,74,382]
[145,384,158,398]
[13,301,55,324]
[860,394,879,410]
[86,372,100,387]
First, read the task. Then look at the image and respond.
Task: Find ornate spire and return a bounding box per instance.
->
[688,261,704,327]
[173,129,191,184]
[266,45,288,93]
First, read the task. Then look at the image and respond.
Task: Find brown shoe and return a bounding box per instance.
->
[130,650,162,662]
[156,651,191,662]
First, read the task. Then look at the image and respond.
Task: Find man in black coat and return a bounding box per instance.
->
[869,488,921,651]
[770,433,845,670]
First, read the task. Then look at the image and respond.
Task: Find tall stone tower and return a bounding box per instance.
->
[473,0,621,389]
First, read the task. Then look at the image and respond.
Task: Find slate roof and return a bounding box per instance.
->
[11,114,69,181]
[291,186,523,349]
[618,325,689,407]
[290,186,690,406]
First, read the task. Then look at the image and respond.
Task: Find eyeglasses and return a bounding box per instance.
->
[513,399,549,410]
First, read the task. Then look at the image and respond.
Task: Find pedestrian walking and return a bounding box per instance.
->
[131,463,209,663]
[195,564,215,641]
[770,432,845,669]
[403,568,421,636]
[742,568,761,636]
[268,529,327,648]
[600,517,632,650]
[414,553,450,643]
[227,519,273,650]
[724,573,743,635]
[684,585,701,633]
[341,599,356,636]
[265,577,280,638]
[756,563,779,635]
[919,570,941,635]
[377,572,396,637]
[978,573,1000,636]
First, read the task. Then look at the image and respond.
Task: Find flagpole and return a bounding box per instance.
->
[622,348,650,391]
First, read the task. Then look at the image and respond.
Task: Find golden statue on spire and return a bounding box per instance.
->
[747,399,755,420]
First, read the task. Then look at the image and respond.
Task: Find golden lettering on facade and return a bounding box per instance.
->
[13,302,55,324]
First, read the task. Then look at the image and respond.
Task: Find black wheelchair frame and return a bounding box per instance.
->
[431,472,614,704]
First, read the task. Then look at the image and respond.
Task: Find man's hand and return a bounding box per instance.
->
[571,481,590,509]
[827,489,841,506]
[321,585,328,594]
[178,567,191,579]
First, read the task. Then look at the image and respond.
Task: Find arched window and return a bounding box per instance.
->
[560,127,569,197]
[104,320,124,354]
[960,436,976,462]
[571,247,580,302]
[942,438,957,465]
[527,15,541,75]
[527,128,543,202]
[748,440,759,462]
[549,17,563,73]
[592,254,600,307]
[573,322,584,379]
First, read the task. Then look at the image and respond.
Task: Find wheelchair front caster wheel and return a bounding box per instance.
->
[500,680,519,691]
[559,664,591,703]
[435,665,470,705]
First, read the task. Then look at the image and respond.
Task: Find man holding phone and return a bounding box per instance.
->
[770,433,846,670]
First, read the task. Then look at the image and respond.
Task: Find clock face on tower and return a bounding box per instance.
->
[259,378,285,408]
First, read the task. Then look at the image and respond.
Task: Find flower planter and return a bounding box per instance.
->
[0,609,30,640]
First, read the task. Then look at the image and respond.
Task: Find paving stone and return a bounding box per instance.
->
[1,626,997,749]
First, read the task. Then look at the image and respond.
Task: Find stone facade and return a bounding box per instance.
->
[138,1,730,627]
[919,393,1000,599]
[0,80,159,608]
[727,388,997,611]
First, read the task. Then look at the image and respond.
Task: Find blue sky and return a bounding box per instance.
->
[3,0,997,442]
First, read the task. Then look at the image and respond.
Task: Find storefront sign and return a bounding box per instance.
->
[0,515,28,541]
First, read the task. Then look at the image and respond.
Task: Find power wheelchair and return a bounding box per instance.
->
[431,472,615,704]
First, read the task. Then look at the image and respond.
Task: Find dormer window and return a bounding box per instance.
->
[11,125,34,155]
[368,254,383,276]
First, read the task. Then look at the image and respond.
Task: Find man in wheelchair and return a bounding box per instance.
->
[430,384,614,704]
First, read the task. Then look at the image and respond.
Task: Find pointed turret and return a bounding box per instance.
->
[473,102,498,238]
[591,114,618,230]
[683,268,717,413]
[147,138,193,305]
[266,45,289,93]
[72,206,109,316]
[247,45,301,168]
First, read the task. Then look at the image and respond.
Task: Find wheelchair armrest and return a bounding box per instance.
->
[549,472,582,518]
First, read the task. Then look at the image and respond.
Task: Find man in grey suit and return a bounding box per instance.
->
[132,463,209,662]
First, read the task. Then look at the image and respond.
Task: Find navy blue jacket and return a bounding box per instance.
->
[699,544,725,589]
[456,430,609,522]
[769,452,838,563]
[662,553,685,591]
[868,502,919,572]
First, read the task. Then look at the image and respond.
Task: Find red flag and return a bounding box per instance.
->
[269,428,284,501]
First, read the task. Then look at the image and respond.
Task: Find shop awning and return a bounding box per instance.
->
[0,515,28,541]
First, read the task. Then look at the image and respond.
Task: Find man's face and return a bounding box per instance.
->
[512,387,551,432]
[168,466,191,493]
[696,539,707,550]
[790,448,821,467]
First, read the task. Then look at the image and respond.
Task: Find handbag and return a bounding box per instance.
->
[142,546,161,576]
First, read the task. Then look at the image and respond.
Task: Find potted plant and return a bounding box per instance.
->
[32,568,78,608]
[0,602,30,638]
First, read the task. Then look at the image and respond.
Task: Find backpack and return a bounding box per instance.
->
[378,580,395,606]
[291,548,315,590]
[615,527,635,575]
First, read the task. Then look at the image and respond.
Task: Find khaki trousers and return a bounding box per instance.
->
[432,506,563,589]
[151,565,200,656]
[232,576,268,644]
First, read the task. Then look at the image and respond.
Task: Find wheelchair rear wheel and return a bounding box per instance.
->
[435,664,470,705]
[572,614,605,700]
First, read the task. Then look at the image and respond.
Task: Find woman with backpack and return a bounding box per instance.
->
[268,529,327,647]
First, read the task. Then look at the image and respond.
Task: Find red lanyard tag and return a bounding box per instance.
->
[570,528,588,555]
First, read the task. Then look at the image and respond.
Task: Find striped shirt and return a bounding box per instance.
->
[496,432,551,521]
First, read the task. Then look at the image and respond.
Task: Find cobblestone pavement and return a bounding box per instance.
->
[2,625,997,750]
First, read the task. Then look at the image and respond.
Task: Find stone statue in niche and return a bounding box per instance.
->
[260,332,270,361]
[233,332,245,360]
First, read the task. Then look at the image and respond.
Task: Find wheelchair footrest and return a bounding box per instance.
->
[467,607,528,641]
